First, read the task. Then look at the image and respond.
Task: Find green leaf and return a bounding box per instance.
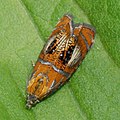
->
[0,0,120,120]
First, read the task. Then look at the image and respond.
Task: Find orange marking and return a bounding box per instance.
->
[26,15,95,109]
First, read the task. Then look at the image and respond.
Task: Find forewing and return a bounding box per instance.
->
[43,15,76,66]
[67,23,95,67]
[50,15,73,38]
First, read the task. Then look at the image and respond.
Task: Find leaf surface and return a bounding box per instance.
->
[0,0,120,120]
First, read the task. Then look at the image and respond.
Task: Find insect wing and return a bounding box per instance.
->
[49,15,73,38]
[26,15,74,108]
[68,23,95,66]
[26,15,96,109]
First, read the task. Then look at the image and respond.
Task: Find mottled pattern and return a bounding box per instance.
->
[26,15,95,109]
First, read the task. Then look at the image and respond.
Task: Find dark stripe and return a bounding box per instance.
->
[38,58,70,78]
[82,23,96,34]
[80,32,89,51]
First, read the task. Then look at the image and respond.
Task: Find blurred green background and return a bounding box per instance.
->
[0,0,120,120]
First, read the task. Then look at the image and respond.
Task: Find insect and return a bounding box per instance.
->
[26,14,96,109]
